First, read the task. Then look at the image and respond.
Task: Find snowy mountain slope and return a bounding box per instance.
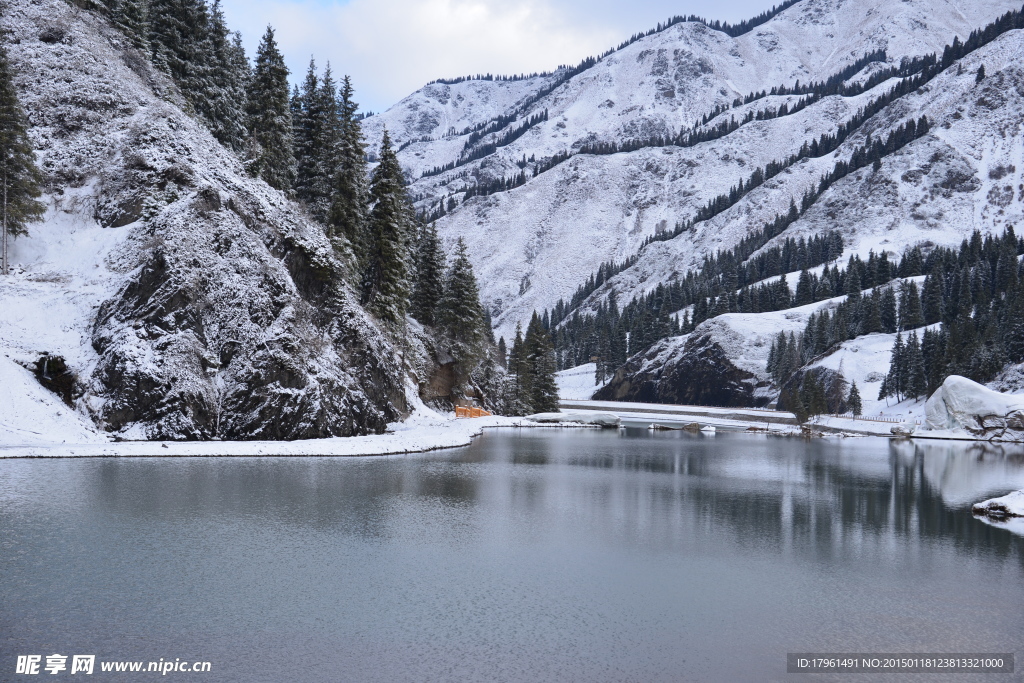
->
[365,0,1023,341]
[442,84,892,339]
[370,0,1019,169]
[1,0,413,441]
[576,28,1024,321]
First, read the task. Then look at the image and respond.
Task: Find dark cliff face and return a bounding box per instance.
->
[89,193,409,440]
[7,0,410,440]
[595,333,770,407]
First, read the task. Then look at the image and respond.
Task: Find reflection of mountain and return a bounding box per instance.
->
[69,433,1024,565]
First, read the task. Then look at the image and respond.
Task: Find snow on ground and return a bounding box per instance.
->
[555,363,604,400]
[0,187,134,446]
[0,411,535,458]
[0,353,107,446]
[808,324,941,424]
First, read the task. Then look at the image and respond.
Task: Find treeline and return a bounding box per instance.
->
[549,113,929,339]
[412,0,808,185]
[422,110,548,178]
[773,229,1024,401]
[548,231,843,373]
[496,314,561,415]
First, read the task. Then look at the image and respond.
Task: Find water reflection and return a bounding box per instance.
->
[1,431,1022,682]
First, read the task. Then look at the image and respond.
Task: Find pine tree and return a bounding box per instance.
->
[149,0,215,117]
[438,237,486,346]
[290,61,340,223]
[879,286,897,333]
[905,331,927,399]
[113,0,150,52]
[411,222,445,326]
[508,323,529,409]
[496,336,507,368]
[882,332,906,402]
[861,289,882,334]
[899,280,925,330]
[328,75,368,245]
[0,39,45,273]
[203,1,248,151]
[976,64,986,83]
[922,272,943,324]
[245,26,294,191]
[293,59,321,208]
[361,129,412,323]
[848,381,862,416]
[524,312,559,413]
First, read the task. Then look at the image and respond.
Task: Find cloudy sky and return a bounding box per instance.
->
[220,0,780,114]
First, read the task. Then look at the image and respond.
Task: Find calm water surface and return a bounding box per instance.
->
[1,430,1023,682]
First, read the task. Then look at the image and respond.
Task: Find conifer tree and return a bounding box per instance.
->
[496,337,507,369]
[438,237,486,346]
[203,1,248,151]
[879,286,897,333]
[113,0,150,52]
[293,59,320,208]
[848,381,862,416]
[881,332,905,401]
[291,61,341,223]
[149,0,214,111]
[0,40,45,274]
[361,129,412,323]
[329,75,368,245]
[245,26,294,191]
[922,272,943,324]
[899,281,925,330]
[861,289,882,334]
[411,222,445,326]
[508,323,529,408]
[905,331,926,399]
[524,312,559,413]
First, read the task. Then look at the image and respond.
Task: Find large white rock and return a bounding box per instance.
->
[924,376,1024,441]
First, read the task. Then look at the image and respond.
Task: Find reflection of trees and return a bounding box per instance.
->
[89,455,480,539]
[83,434,1024,566]
[494,433,1024,566]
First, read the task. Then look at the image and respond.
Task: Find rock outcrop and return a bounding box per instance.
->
[5,0,410,440]
[595,332,771,407]
[925,375,1024,441]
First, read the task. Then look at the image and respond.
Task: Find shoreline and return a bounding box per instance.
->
[3,411,1021,460]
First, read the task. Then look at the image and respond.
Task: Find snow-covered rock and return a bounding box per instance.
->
[595,301,823,407]
[2,0,412,440]
[973,490,1024,519]
[924,375,1024,441]
[525,411,621,427]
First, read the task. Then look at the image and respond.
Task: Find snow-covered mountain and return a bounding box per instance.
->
[0,0,417,441]
[366,0,1024,341]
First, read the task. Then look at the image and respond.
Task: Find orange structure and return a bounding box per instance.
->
[455,406,492,418]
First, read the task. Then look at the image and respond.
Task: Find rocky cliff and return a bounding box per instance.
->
[1,0,411,440]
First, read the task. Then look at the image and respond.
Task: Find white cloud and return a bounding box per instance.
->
[220,0,779,112]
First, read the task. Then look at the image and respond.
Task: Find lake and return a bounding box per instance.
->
[1,429,1023,681]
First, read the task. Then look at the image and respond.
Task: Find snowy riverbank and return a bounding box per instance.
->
[0,409,536,458]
